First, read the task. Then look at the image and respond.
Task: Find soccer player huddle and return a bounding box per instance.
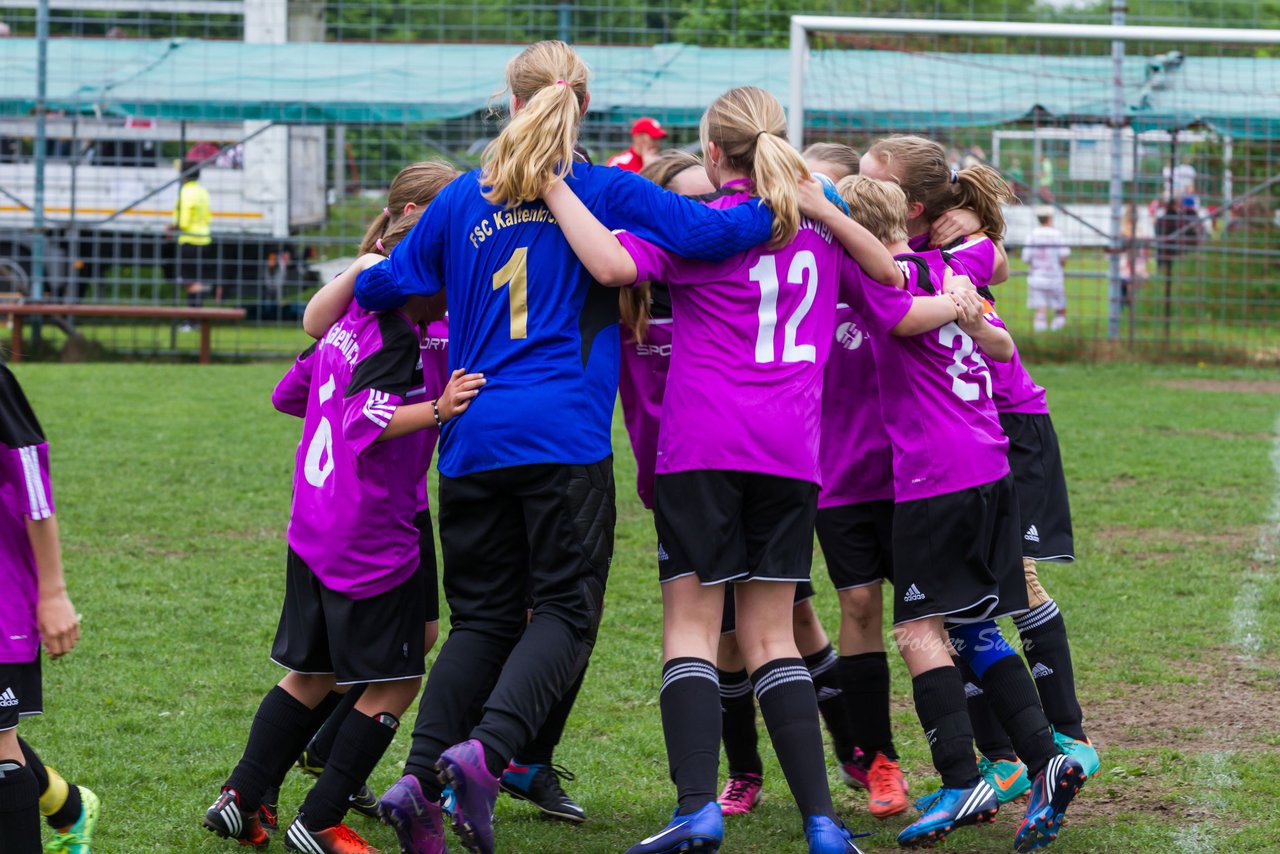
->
[202,39,1099,854]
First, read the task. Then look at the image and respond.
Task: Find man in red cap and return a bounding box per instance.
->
[606,117,666,172]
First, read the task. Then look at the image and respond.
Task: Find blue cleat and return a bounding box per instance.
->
[897,779,999,848]
[805,815,868,853]
[625,801,724,854]
[1014,754,1087,852]
[1052,731,1100,779]
[436,740,499,854]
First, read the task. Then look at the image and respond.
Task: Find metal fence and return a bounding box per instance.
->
[0,1,1278,362]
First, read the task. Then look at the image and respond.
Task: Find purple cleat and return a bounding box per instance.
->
[436,740,499,854]
[378,774,448,854]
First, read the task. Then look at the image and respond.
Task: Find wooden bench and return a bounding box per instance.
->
[7,304,248,365]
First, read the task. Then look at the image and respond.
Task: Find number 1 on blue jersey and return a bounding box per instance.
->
[493,247,529,339]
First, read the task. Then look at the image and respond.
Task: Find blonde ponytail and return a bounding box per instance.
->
[358,160,459,255]
[700,87,809,248]
[481,40,589,209]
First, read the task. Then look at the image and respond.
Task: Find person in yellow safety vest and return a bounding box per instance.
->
[169,160,219,318]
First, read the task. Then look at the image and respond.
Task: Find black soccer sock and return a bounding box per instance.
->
[911,666,980,789]
[307,687,362,766]
[804,645,857,764]
[752,658,836,820]
[717,668,762,777]
[660,658,721,815]
[1015,600,1087,741]
[224,686,317,812]
[955,657,1017,762]
[978,656,1058,778]
[838,652,897,761]
[299,711,399,830]
[516,662,588,767]
[0,759,42,854]
[16,739,80,829]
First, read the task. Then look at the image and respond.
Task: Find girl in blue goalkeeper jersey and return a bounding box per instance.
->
[348,40,776,854]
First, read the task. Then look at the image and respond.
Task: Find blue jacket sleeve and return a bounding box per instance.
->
[594,167,773,261]
[355,185,451,311]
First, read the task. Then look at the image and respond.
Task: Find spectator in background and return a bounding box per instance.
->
[1023,207,1070,332]
[606,117,666,172]
[169,160,218,322]
[0,22,11,37]
[1119,207,1150,309]
[1037,154,1054,202]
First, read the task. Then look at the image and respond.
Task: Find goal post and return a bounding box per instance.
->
[788,15,1280,350]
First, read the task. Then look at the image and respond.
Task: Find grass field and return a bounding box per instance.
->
[13,358,1280,853]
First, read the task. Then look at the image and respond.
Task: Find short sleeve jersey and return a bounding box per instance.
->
[818,303,895,508]
[354,164,774,478]
[618,318,672,510]
[1023,226,1069,290]
[0,366,52,664]
[869,251,1010,503]
[619,187,912,485]
[272,302,431,599]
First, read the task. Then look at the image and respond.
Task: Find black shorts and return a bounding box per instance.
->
[815,499,895,590]
[655,470,818,585]
[179,242,212,284]
[1000,412,1075,562]
[891,473,1026,626]
[270,530,432,685]
[0,657,42,732]
[721,580,816,635]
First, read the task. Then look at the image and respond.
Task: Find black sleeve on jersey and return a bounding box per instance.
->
[897,255,935,294]
[345,314,424,401]
[648,282,673,319]
[0,363,46,447]
[298,340,319,360]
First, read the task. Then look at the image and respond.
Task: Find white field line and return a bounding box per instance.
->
[1230,414,1280,659]
[1174,415,1279,851]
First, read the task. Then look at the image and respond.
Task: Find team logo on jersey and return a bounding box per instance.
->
[1024,525,1040,544]
[0,688,17,708]
[903,584,926,603]
[835,321,864,351]
[1030,662,1055,679]
[362,390,396,428]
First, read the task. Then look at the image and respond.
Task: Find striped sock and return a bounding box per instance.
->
[717,668,762,777]
[661,658,721,815]
[751,658,835,820]
[1014,599,1087,741]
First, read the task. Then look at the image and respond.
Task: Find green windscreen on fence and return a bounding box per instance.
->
[2,37,1280,136]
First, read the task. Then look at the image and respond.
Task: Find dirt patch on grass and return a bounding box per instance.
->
[1087,652,1280,755]
[1162,379,1280,395]
[1144,425,1278,442]
[1096,525,1254,557]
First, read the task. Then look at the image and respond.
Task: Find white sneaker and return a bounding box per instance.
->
[1050,315,1067,331]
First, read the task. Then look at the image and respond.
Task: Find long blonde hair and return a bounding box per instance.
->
[480,40,589,209]
[358,161,459,255]
[701,86,810,247]
[866,136,1014,240]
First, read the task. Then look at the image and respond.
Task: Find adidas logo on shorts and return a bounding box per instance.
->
[903,584,926,603]
[964,681,983,699]
[1025,525,1041,543]
[0,688,17,708]
[1031,662,1055,679]
[657,542,669,562]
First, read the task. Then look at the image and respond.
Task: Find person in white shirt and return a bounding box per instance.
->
[1023,209,1070,332]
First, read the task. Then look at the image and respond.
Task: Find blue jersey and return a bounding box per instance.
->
[356,162,773,477]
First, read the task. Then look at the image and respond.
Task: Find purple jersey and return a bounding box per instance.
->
[818,303,895,507]
[0,367,53,663]
[618,318,672,510]
[272,301,432,599]
[985,313,1049,415]
[619,188,912,485]
[417,317,451,510]
[869,252,1010,503]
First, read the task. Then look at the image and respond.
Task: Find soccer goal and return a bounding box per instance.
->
[788,15,1280,358]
